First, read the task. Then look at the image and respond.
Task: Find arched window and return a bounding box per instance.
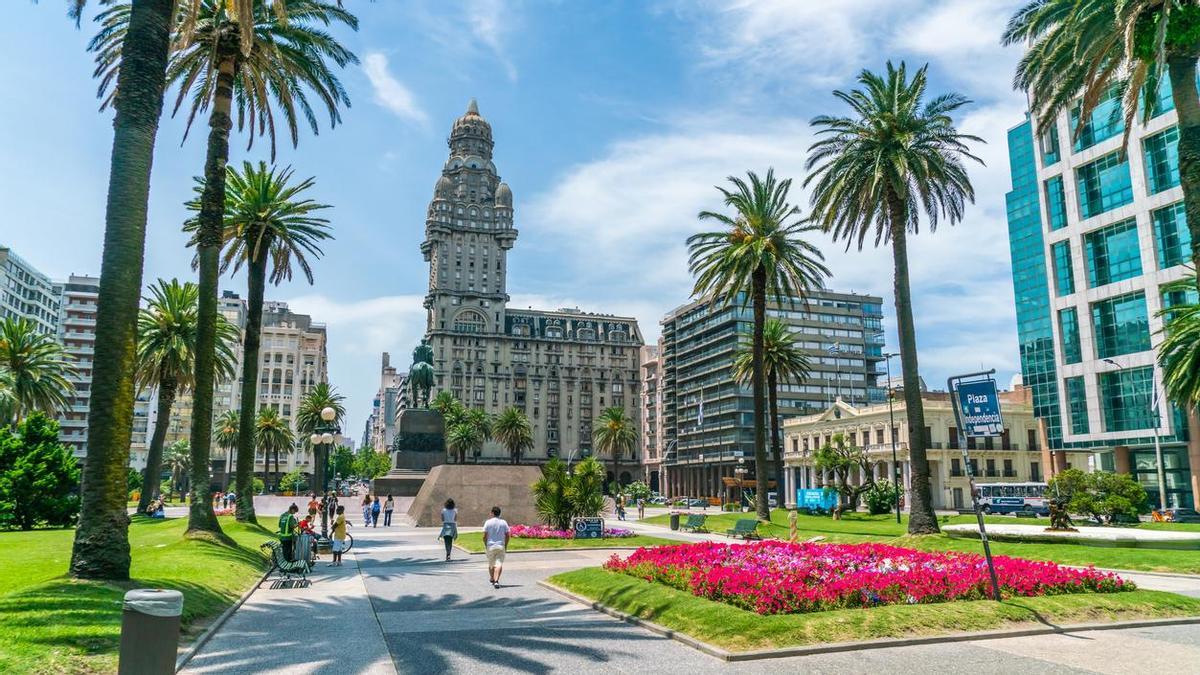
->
[453,310,487,334]
[545,325,564,339]
[577,328,596,341]
[608,329,628,343]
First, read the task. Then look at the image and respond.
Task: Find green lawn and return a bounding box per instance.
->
[549,567,1200,652]
[456,534,679,553]
[0,515,273,674]
[642,510,1200,574]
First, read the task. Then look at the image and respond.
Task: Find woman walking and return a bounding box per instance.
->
[383,495,394,527]
[361,494,372,526]
[371,496,382,527]
[440,498,458,561]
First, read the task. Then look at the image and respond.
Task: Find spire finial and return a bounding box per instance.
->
[466,98,479,115]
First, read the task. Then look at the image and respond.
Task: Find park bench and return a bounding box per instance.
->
[679,514,708,533]
[261,539,313,581]
[725,518,761,540]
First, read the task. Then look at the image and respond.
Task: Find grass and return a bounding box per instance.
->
[642,510,1200,574]
[0,515,273,674]
[549,567,1200,653]
[456,533,679,553]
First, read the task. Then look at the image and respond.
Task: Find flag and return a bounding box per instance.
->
[697,398,704,426]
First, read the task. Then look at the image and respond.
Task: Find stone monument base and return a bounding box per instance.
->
[407,464,543,527]
[371,469,429,498]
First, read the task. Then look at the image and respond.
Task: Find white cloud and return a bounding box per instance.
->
[362,52,429,125]
[414,0,518,83]
[467,0,518,82]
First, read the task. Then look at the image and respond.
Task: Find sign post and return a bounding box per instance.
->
[572,517,604,539]
[948,370,1003,602]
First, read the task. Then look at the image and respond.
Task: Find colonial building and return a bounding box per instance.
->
[782,386,1091,510]
[419,100,644,469]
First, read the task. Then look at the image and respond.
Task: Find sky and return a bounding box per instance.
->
[1,0,1031,441]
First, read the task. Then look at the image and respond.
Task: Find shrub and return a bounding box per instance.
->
[863,479,899,515]
[252,477,266,494]
[1048,469,1149,524]
[532,456,606,530]
[722,502,740,512]
[279,468,307,494]
[0,413,81,530]
[126,467,142,496]
[624,481,652,502]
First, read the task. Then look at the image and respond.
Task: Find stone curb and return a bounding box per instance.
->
[538,579,1200,662]
[174,567,272,673]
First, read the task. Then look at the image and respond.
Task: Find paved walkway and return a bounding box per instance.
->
[181,512,1200,674]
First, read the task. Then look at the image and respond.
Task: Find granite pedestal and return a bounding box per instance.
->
[407,464,543,527]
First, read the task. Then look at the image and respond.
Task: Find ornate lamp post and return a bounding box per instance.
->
[310,406,340,539]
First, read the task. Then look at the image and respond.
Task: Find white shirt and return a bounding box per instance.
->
[483,517,509,550]
[441,508,457,524]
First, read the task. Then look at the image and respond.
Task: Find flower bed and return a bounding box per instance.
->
[512,524,636,539]
[604,541,1133,615]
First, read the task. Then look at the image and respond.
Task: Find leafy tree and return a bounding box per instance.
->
[593,406,637,487]
[734,318,812,494]
[352,447,390,479]
[278,468,307,494]
[689,170,830,521]
[252,477,266,495]
[0,413,81,530]
[493,406,534,464]
[1004,0,1200,295]
[1048,468,1150,525]
[813,432,875,518]
[863,479,899,516]
[255,406,293,491]
[134,278,237,514]
[332,445,356,480]
[806,62,982,534]
[0,317,76,423]
[532,456,607,530]
[623,480,652,503]
[127,467,142,497]
[295,382,345,496]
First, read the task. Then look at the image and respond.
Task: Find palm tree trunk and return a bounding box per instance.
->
[768,369,784,505]
[751,266,770,522]
[138,377,177,514]
[187,53,238,537]
[235,241,268,522]
[1168,56,1200,296]
[70,0,175,581]
[888,198,938,534]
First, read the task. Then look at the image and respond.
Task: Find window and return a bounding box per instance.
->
[1069,86,1123,151]
[1065,376,1089,434]
[1161,285,1199,323]
[1003,458,1015,477]
[1152,201,1193,269]
[1099,366,1156,431]
[1147,75,1174,118]
[453,310,486,334]
[1040,125,1061,166]
[1084,218,1142,287]
[1075,151,1134,219]
[1030,461,1041,482]
[1143,126,1180,194]
[985,459,997,477]
[1058,308,1082,364]
[1091,291,1151,358]
[1044,176,1068,230]
[951,458,962,477]
[1051,240,1075,296]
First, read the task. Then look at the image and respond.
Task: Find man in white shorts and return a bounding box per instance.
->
[482,506,510,589]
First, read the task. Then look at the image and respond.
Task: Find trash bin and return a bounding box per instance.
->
[669,512,680,530]
[119,588,183,675]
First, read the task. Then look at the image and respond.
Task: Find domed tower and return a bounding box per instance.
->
[421,99,518,337]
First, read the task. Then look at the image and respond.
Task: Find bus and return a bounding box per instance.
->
[975,482,1048,515]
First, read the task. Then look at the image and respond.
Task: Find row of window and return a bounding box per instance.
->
[1063,365,1158,434]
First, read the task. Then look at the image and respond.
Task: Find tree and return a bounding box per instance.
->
[295,383,345,495]
[623,480,652,503]
[493,406,533,465]
[0,318,76,423]
[1048,468,1150,525]
[864,479,900,516]
[1004,0,1200,296]
[127,467,142,497]
[593,407,637,487]
[255,406,293,492]
[278,468,306,494]
[186,162,335,523]
[688,169,830,521]
[806,62,982,534]
[214,409,240,490]
[1158,276,1200,407]
[163,440,191,501]
[733,318,812,497]
[447,421,482,465]
[332,445,355,479]
[0,413,81,530]
[813,432,875,518]
[352,448,390,480]
[133,279,237,514]
[532,456,607,531]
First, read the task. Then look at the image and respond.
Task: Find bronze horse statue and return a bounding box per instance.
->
[409,339,435,409]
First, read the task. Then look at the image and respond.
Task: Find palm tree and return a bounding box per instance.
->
[805,62,982,534]
[0,372,15,427]
[493,406,534,464]
[255,406,293,492]
[92,0,356,536]
[296,382,346,493]
[134,279,238,514]
[447,422,481,465]
[687,170,830,521]
[0,318,76,423]
[734,318,812,495]
[189,162,333,523]
[592,407,637,489]
[214,409,240,490]
[1004,1,1200,294]
[464,409,492,463]
[163,440,191,502]
[1159,276,1200,407]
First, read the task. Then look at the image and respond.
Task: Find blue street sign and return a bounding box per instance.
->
[573,517,604,539]
[956,379,1004,438]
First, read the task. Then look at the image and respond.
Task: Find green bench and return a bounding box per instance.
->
[726,518,761,540]
[680,514,708,533]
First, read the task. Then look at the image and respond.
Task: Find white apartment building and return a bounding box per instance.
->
[56,274,100,456]
[0,245,60,336]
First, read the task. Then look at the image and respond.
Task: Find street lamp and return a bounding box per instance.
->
[1102,358,1168,509]
[310,406,340,538]
[883,352,902,524]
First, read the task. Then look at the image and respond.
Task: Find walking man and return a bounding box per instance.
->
[482,506,510,589]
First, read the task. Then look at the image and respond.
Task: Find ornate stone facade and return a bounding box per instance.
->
[420,100,644,467]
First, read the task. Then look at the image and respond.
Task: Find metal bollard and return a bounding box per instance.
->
[118,589,183,675]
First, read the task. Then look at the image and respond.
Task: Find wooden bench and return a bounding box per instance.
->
[261,539,313,581]
[725,518,761,540]
[679,514,708,533]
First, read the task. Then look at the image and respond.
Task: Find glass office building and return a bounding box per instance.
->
[1005,101,1197,509]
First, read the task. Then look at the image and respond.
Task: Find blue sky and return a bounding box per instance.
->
[2,0,1030,439]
